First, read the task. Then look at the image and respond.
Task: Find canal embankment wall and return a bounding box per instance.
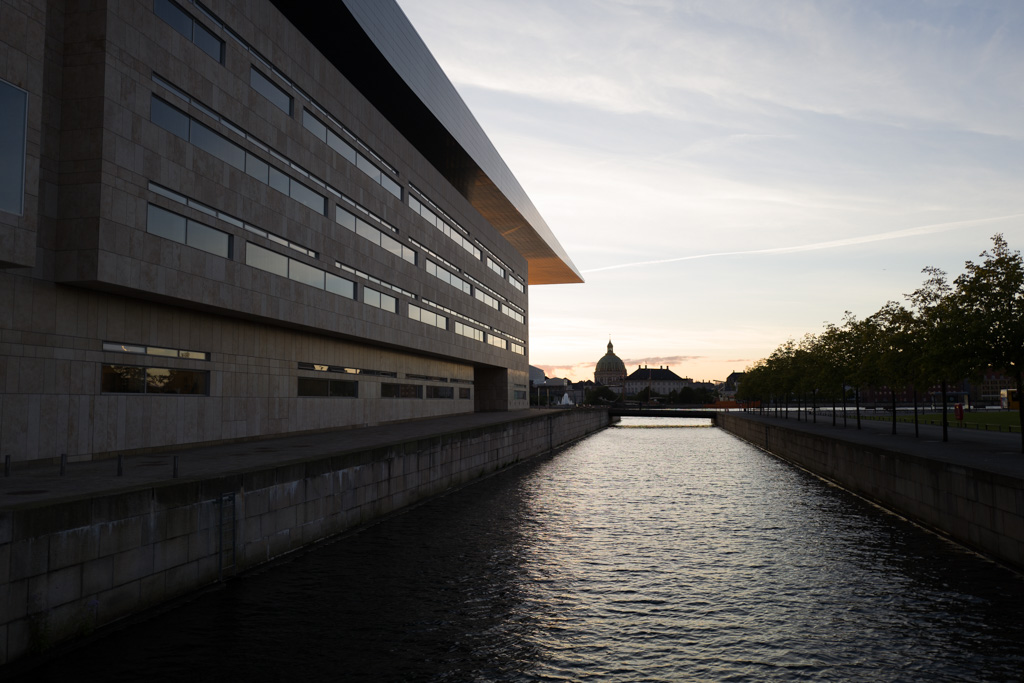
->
[0,409,609,665]
[716,413,1024,573]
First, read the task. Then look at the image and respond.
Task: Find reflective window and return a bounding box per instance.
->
[289,180,326,215]
[364,288,397,314]
[102,365,208,395]
[246,242,288,277]
[289,259,324,289]
[301,109,327,141]
[381,383,422,399]
[193,22,223,62]
[325,273,356,299]
[190,120,245,170]
[146,367,209,394]
[245,152,269,183]
[147,204,187,243]
[153,0,223,63]
[101,365,145,393]
[0,79,27,215]
[186,220,230,258]
[327,129,357,165]
[337,206,415,264]
[154,0,193,40]
[409,304,447,330]
[298,378,358,398]
[150,97,190,139]
[426,386,454,399]
[103,341,207,360]
[250,68,292,115]
[147,204,231,258]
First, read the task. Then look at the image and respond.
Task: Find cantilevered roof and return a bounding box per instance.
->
[271,0,583,285]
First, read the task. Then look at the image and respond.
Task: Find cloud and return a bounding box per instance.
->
[582,212,1024,274]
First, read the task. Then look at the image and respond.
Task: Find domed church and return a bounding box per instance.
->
[595,340,627,393]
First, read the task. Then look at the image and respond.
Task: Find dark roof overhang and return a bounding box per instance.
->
[271,0,583,285]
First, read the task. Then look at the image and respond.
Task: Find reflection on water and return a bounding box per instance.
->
[20,418,1024,681]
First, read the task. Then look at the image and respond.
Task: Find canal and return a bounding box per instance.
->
[18,417,1024,681]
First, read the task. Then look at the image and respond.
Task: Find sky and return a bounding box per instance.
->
[395,0,1024,383]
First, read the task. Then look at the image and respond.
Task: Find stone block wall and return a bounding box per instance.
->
[717,413,1024,574]
[0,408,608,665]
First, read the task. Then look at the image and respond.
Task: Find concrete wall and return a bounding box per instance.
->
[0,408,608,665]
[717,413,1024,574]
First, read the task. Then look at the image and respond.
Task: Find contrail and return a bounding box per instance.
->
[581,213,1024,274]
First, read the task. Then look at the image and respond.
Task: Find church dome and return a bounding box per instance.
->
[595,340,626,376]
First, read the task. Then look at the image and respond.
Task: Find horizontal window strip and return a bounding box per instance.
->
[149,93,326,216]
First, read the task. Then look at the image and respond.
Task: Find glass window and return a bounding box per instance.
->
[302,110,327,141]
[326,273,356,299]
[355,218,378,245]
[459,388,471,400]
[0,80,27,215]
[327,130,356,164]
[102,365,145,393]
[289,181,326,215]
[193,22,223,62]
[250,68,292,115]
[288,259,324,289]
[246,242,288,277]
[329,380,358,398]
[146,367,208,394]
[298,377,329,397]
[186,220,230,258]
[245,153,269,183]
[381,176,402,200]
[150,96,190,139]
[364,288,380,309]
[336,207,356,231]
[102,342,147,354]
[355,154,379,181]
[154,0,192,40]
[426,386,454,399]
[379,292,397,313]
[381,383,422,399]
[147,204,187,243]
[268,166,290,195]
[190,121,245,170]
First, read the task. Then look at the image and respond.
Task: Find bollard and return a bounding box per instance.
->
[4,454,9,477]
[117,453,124,477]
[173,455,179,479]
[60,453,67,476]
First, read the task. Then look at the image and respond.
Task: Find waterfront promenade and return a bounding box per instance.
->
[0,409,577,506]
[735,410,1024,479]
[0,407,609,666]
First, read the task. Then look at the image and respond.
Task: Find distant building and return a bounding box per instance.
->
[720,372,745,399]
[625,365,690,397]
[594,340,627,393]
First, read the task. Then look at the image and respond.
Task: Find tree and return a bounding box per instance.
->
[953,234,1024,453]
[906,266,975,442]
[584,385,619,405]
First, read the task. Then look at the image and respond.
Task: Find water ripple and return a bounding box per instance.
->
[20,418,1024,682]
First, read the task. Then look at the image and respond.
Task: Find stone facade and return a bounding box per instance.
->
[0,0,579,462]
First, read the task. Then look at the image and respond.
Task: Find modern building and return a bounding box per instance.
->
[0,0,581,463]
[594,340,626,393]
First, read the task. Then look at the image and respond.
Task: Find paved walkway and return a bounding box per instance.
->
[731,410,1024,479]
[0,409,572,509]
[5,409,1020,511]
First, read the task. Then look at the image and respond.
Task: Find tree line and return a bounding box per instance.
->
[736,234,1024,453]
